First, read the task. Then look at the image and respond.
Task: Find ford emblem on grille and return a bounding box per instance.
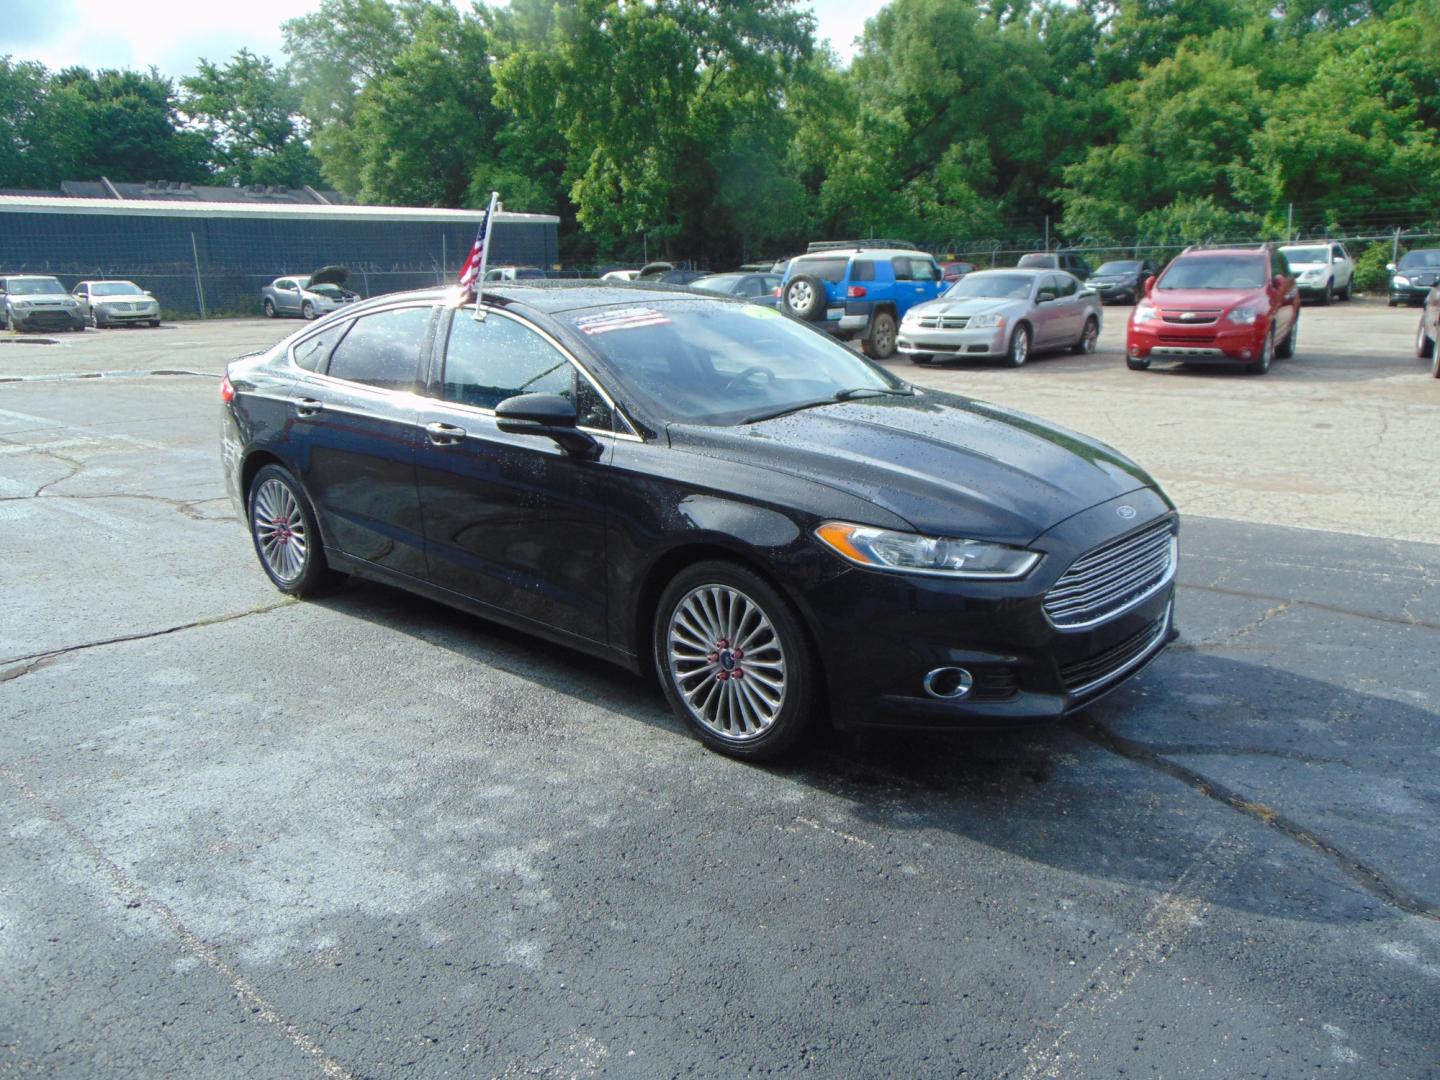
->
[1117,505,1137,519]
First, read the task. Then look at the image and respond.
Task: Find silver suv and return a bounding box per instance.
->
[0,275,85,332]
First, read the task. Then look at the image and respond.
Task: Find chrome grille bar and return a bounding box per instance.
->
[1044,520,1176,630]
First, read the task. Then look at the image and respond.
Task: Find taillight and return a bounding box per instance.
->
[848,286,867,298]
[772,287,781,297]
[220,374,235,403]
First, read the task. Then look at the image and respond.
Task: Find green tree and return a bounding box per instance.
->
[181,50,322,188]
[0,57,57,188]
[48,67,210,183]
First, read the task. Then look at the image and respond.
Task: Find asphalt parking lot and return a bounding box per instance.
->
[2,302,1437,1078]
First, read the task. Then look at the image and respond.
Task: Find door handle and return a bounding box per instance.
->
[295,397,324,416]
[425,422,467,446]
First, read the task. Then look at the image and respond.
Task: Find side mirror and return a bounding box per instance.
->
[1036,290,1056,304]
[1144,275,1157,296]
[495,393,597,457]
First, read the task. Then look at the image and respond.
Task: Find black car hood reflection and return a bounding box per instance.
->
[667,391,1155,545]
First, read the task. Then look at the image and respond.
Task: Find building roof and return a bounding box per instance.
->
[0,192,558,225]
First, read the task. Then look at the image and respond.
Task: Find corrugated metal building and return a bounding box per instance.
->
[0,184,560,318]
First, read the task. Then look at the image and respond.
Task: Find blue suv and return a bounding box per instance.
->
[780,242,945,359]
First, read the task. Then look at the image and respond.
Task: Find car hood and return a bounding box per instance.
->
[308,265,349,287]
[907,296,1021,318]
[666,391,1157,545]
[1149,287,1264,310]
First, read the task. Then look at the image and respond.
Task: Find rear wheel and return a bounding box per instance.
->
[1006,323,1031,367]
[247,464,343,597]
[1417,318,1435,360]
[862,311,898,360]
[654,561,817,761]
[1071,316,1099,354]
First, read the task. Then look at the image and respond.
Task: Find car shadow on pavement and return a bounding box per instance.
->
[312,576,1437,928]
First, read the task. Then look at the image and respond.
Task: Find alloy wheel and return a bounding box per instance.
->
[666,584,787,742]
[786,281,814,312]
[251,477,308,584]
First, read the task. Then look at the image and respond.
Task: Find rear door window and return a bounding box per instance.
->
[325,306,432,391]
[891,257,915,281]
[793,258,848,284]
[293,323,348,373]
[1056,274,1079,298]
[851,260,877,282]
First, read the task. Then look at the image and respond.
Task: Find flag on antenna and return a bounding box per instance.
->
[457,211,490,290]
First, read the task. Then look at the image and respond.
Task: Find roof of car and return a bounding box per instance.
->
[328,280,725,319]
[792,249,924,261]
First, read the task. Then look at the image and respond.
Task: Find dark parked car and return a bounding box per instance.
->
[223,283,1178,760]
[1085,260,1160,305]
[691,272,783,307]
[1388,249,1440,306]
[1416,284,1440,378]
[0,275,85,332]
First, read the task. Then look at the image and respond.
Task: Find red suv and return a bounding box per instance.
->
[1125,245,1300,375]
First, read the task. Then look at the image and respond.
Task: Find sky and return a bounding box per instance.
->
[2,0,889,79]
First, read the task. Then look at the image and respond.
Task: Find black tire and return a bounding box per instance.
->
[781,273,826,320]
[87,308,99,329]
[1006,323,1031,367]
[653,560,817,761]
[1432,348,1439,378]
[862,311,898,360]
[1388,297,1398,307]
[909,353,935,365]
[301,300,317,320]
[246,464,343,597]
[1340,277,1352,301]
[1126,356,1150,370]
[1318,281,1332,306]
[262,298,276,318]
[149,319,160,328]
[1276,313,1299,359]
[1249,327,1274,375]
[1417,318,1435,360]
[1071,316,1099,354]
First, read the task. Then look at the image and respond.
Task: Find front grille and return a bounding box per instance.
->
[1059,612,1169,697]
[916,314,970,329]
[1161,309,1220,324]
[1044,519,1176,630]
[1158,333,1216,345]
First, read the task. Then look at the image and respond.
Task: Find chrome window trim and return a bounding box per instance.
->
[445,302,642,440]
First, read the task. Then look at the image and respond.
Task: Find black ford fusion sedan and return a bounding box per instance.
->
[222,282,1178,760]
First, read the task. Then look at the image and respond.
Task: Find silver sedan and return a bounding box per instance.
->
[897,268,1102,367]
[72,280,161,328]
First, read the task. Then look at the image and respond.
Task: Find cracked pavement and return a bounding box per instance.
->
[2,317,1438,1078]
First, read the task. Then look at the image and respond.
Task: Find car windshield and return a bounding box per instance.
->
[568,299,905,427]
[790,257,848,284]
[1398,250,1440,269]
[9,278,66,296]
[1094,261,1140,274]
[1282,246,1328,265]
[1157,256,1267,290]
[692,275,741,294]
[944,273,1033,300]
[90,282,143,296]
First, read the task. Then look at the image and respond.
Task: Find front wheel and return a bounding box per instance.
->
[1340,277,1352,301]
[1417,318,1435,360]
[87,308,99,328]
[1318,282,1332,306]
[1126,356,1150,371]
[1249,327,1274,375]
[262,298,276,318]
[1071,316,1099,354]
[247,464,343,597]
[1006,323,1031,367]
[862,312,897,359]
[908,353,935,365]
[301,301,316,320]
[1276,313,1299,359]
[654,561,817,761]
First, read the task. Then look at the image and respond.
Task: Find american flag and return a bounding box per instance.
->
[457,212,489,289]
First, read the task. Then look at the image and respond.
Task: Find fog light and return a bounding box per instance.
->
[923,667,974,700]
[1240,349,1251,359]
[1129,345,1140,357]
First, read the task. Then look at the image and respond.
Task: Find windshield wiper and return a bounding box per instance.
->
[741,386,910,425]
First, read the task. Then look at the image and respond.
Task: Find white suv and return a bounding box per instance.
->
[1279,243,1354,305]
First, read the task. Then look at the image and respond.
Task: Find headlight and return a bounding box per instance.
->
[901,310,920,324]
[63,298,79,308]
[969,314,1006,329]
[1132,302,1158,323]
[1226,306,1260,325]
[1393,275,1411,287]
[13,300,31,309]
[815,521,1039,579]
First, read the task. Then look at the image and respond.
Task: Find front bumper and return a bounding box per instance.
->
[1391,282,1433,304]
[11,307,84,331]
[801,490,1180,731]
[95,303,160,325]
[1091,283,1139,303]
[1126,319,1267,363]
[896,323,1008,358]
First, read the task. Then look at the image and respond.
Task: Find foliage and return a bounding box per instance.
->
[180,50,322,188]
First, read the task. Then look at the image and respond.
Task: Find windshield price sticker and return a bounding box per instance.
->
[574,307,672,335]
